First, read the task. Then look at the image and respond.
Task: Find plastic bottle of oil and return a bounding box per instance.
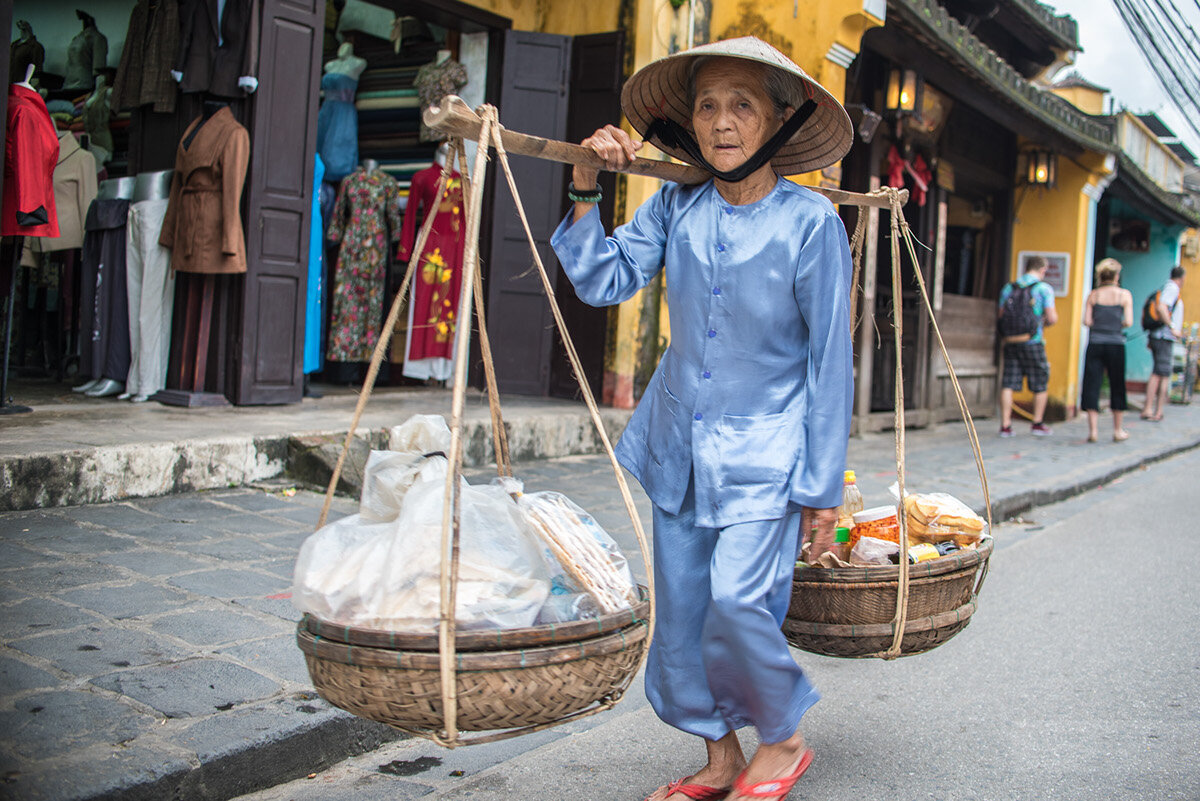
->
[837,470,864,530]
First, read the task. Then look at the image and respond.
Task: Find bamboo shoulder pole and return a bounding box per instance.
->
[424,96,908,210]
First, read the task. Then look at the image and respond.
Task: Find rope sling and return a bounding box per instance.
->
[303,101,993,747]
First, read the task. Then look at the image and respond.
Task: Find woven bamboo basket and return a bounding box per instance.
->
[299,593,650,735]
[783,539,991,658]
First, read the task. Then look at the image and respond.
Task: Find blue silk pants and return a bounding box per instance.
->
[645,480,819,744]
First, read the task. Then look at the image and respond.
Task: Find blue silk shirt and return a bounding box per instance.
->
[551,177,853,528]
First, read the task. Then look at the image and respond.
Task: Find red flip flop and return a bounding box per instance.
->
[650,777,730,800]
[730,749,813,799]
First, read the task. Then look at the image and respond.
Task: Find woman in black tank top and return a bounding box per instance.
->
[1082,258,1134,442]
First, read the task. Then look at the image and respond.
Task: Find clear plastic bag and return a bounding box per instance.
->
[850,535,899,566]
[506,480,636,618]
[292,418,552,631]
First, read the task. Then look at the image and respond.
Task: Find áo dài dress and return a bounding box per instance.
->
[398,164,464,381]
[316,72,359,183]
[326,167,403,364]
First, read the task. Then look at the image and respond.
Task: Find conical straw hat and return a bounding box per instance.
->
[620,36,853,177]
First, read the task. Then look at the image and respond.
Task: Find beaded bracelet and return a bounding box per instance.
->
[567,182,603,204]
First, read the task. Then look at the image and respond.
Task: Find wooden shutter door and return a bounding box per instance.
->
[234,0,323,404]
[548,30,623,400]
[485,30,571,396]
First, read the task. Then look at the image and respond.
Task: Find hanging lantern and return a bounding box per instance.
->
[1022,149,1058,187]
[885,67,923,115]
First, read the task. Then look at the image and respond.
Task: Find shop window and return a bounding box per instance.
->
[1110,218,1151,252]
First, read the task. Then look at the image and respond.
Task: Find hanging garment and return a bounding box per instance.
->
[2,85,60,238]
[316,72,360,182]
[64,26,109,91]
[112,0,181,113]
[125,198,175,400]
[175,0,257,98]
[326,168,404,363]
[304,154,326,375]
[28,132,97,255]
[159,106,250,274]
[10,35,45,82]
[414,58,467,143]
[398,165,464,381]
[79,199,132,383]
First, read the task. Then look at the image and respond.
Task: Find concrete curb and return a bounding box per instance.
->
[988,433,1200,521]
[1,408,633,512]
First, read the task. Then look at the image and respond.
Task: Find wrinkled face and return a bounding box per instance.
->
[691,58,784,173]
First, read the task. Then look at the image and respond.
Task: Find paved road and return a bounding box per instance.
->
[237,448,1200,801]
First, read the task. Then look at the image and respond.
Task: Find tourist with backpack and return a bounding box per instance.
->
[997,256,1058,436]
[1142,266,1186,422]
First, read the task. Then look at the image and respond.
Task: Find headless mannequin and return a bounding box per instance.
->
[83,74,113,163]
[435,48,451,65]
[16,63,35,90]
[361,158,380,173]
[171,1,259,94]
[184,99,228,150]
[324,42,367,79]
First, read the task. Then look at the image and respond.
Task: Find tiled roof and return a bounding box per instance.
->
[888,0,1112,151]
[1007,0,1080,52]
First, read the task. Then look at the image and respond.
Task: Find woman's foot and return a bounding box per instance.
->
[645,733,746,801]
[1086,431,1098,443]
[726,730,809,800]
[1113,429,1130,442]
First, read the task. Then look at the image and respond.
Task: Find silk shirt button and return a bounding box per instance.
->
[713,287,721,295]
[725,207,733,214]
[694,413,703,421]
[717,243,726,252]
[703,371,711,379]
[708,329,717,338]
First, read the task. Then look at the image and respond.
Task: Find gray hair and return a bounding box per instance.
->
[687,56,800,118]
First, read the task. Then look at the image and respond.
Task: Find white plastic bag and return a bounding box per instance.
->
[292,416,551,631]
[850,535,899,566]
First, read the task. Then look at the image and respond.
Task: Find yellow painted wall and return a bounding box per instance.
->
[1180,230,1200,332]
[1008,149,1113,417]
[465,0,621,34]
[1051,85,1106,116]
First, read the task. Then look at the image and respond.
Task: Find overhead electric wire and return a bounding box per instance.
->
[1135,0,1200,112]
[1112,0,1200,143]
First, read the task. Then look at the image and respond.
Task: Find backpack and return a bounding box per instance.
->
[998,281,1039,342]
[1141,289,1177,331]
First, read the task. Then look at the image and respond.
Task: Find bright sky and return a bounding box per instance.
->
[1045,0,1200,158]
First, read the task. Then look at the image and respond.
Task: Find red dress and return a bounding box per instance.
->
[397,164,464,381]
[3,85,60,237]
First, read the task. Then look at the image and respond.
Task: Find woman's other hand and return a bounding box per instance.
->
[801,506,838,561]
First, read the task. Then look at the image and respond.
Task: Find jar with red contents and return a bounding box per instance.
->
[850,505,900,548]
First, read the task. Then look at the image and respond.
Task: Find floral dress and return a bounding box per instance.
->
[326,167,403,363]
[398,164,465,381]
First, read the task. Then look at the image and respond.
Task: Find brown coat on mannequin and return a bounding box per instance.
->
[175,0,257,98]
[159,106,249,274]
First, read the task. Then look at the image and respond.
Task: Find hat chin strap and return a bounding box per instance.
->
[645,100,817,182]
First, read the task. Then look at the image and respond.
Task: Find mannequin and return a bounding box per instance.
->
[10,21,45,85]
[326,160,404,367]
[316,43,365,183]
[398,143,464,382]
[156,99,250,405]
[82,75,114,166]
[112,0,182,114]
[123,170,176,402]
[64,11,109,92]
[414,49,467,142]
[2,65,60,414]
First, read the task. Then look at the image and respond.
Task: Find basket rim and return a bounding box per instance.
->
[782,598,976,637]
[794,537,992,584]
[303,587,650,651]
[297,618,650,671]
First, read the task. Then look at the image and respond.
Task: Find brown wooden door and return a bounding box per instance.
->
[233,0,323,404]
[485,29,571,396]
[547,30,623,401]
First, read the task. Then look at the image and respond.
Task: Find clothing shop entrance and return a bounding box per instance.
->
[316,0,620,401]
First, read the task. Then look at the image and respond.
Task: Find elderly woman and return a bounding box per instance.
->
[550,38,854,801]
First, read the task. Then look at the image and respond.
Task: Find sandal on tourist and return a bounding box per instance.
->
[647,777,730,801]
[730,749,813,799]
